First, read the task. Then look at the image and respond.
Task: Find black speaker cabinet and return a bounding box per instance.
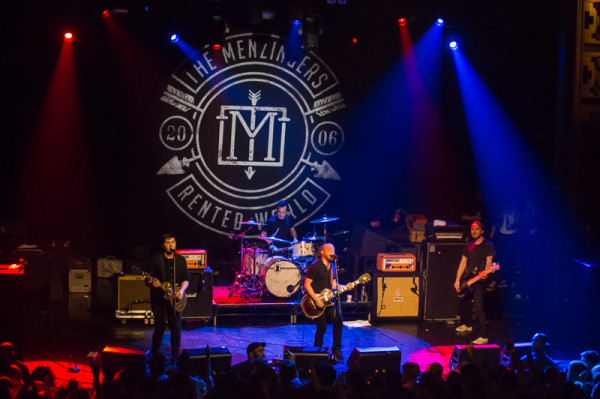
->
[347,346,402,378]
[286,346,330,381]
[101,346,147,380]
[449,344,501,371]
[182,268,213,320]
[371,272,420,319]
[177,346,231,376]
[422,242,463,320]
[117,275,151,311]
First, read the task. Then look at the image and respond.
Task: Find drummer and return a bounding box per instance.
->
[261,200,298,253]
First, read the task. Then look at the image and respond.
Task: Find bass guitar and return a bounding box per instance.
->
[457,263,500,299]
[132,266,187,312]
[301,273,371,319]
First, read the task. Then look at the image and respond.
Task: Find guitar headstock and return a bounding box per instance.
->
[357,273,371,283]
[490,263,500,272]
[131,265,147,276]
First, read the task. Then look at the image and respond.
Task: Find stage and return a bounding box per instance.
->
[5,281,578,390]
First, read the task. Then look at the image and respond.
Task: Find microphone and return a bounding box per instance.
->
[170,246,176,253]
[331,254,338,260]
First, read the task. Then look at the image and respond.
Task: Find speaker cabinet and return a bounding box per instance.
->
[422,242,463,320]
[347,346,401,378]
[117,276,151,311]
[182,268,213,320]
[284,346,330,381]
[371,272,420,319]
[449,344,501,371]
[101,346,147,380]
[177,347,231,376]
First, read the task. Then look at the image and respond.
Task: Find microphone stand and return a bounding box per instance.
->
[332,256,343,319]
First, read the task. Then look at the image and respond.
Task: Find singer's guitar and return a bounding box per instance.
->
[301,274,371,319]
[132,266,187,312]
[457,264,500,299]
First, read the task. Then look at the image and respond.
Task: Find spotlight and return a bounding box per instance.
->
[170,34,179,43]
[212,44,222,50]
[351,37,358,44]
[292,19,302,26]
[101,9,110,18]
[398,18,407,26]
[436,18,445,27]
[326,0,336,4]
[337,0,347,4]
[449,41,458,50]
[63,32,74,42]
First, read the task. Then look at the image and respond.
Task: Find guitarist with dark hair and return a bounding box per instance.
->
[453,221,496,345]
[147,233,190,363]
[304,243,348,362]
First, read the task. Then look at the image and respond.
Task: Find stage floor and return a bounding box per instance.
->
[4,286,586,389]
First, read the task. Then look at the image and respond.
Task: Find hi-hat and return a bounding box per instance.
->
[239,219,263,225]
[258,236,291,244]
[310,215,340,224]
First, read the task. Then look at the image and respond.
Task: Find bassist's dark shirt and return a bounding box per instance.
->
[461,239,495,278]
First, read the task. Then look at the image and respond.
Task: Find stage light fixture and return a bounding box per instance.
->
[449,41,458,50]
[170,34,179,43]
[338,0,347,4]
[292,19,302,26]
[352,37,358,44]
[101,9,110,18]
[326,0,336,4]
[398,18,407,26]
[64,32,74,42]
[436,18,445,26]
[212,44,222,50]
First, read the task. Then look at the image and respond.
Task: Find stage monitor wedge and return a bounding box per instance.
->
[347,346,401,378]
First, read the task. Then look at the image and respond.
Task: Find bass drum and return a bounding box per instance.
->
[260,256,303,298]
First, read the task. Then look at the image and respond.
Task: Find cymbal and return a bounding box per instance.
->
[239,219,263,225]
[310,215,340,224]
[258,235,292,244]
[305,235,324,241]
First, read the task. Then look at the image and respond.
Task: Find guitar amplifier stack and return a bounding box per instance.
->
[376,253,417,272]
[371,271,421,320]
[115,275,153,324]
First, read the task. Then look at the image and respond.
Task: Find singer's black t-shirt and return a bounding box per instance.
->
[305,259,332,294]
[147,252,190,302]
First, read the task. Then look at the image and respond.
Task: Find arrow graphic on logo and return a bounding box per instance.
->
[157,155,201,175]
[245,166,256,180]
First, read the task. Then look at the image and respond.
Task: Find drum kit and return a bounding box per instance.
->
[228,215,340,299]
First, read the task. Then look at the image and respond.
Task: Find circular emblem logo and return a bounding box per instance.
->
[157,33,346,236]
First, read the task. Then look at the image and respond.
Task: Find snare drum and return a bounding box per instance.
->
[260,256,303,298]
[291,241,315,260]
[242,247,269,275]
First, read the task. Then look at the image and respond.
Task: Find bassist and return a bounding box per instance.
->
[304,243,346,361]
[147,233,190,363]
[453,221,496,345]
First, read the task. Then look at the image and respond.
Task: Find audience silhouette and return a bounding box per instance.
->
[1,335,599,399]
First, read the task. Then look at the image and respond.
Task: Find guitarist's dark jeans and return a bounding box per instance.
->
[151,298,182,359]
[314,305,343,350]
[458,282,487,338]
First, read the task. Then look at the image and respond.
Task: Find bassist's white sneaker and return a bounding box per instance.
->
[455,324,472,332]
[473,337,489,345]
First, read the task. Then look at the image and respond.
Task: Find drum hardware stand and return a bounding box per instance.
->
[228,226,264,298]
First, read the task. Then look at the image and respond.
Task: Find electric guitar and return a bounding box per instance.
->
[132,266,187,312]
[457,263,500,299]
[301,274,371,319]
